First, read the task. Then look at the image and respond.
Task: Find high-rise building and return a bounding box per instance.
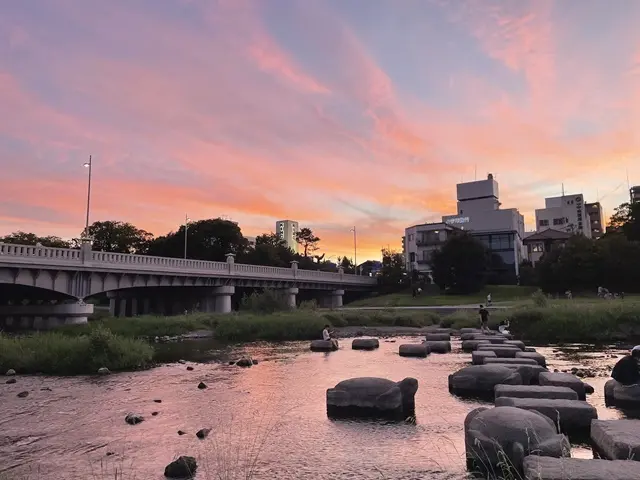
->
[276,220,299,253]
[631,186,640,203]
[585,202,604,239]
[535,193,592,238]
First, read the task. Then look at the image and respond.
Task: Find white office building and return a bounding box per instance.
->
[405,174,525,281]
[276,220,299,253]
[535,194,592,238]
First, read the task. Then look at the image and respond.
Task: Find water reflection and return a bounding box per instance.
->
[0,339,632,479]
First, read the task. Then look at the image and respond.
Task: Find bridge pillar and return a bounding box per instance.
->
[142,298,151,315]
[200,286,235,314]
[118,298,127,318]
[279,288,299,309]
[130,298,138,316]
[320,289,344,309]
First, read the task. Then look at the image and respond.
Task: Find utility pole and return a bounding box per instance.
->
[184,214,190,259]
[350,226,357,274]
[83,155,93,236]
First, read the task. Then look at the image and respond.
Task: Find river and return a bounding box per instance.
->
[0,338,634,480]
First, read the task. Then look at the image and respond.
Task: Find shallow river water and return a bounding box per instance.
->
[0,338,634,480]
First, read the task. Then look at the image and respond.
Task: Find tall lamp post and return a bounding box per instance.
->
[82,155,93,237]
[184,214,190,259]
[350,226,357,274]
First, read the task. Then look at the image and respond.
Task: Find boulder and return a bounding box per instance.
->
[196,428,211,439]
[6,378,16,384]
[164,456,197,479]
[399,343,429,358]
[352,338,380,350]
[495,385,578,401]
[326,377,418,418]
[477,345,521,358]
[449,365,522,399]
[604,379,640,408]
[522,456,640,480]
[424,340,451,354]
[516,351,547,367]
[591,419,640,461]
[97,367,111,375]
[539,372,587,400]
[504,340,526,350]
[462,340,491,352]
[484,358,539,366]
[472,350,497,365]
[186,366,194,371]
[425,333,451,341]
[125,413,144,425]
[495,397,597,435]
[5,369,16,376]
[465,406,570,474]
[17,391,28,398]
[197,382,207,390]
[235,357,253,367]
[310,340,338,352]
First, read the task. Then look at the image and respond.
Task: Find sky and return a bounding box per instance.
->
[1,0,640,261]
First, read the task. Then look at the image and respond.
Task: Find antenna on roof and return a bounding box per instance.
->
[627,168,632,203]
[474,165,477,180]
[561,183,565,197]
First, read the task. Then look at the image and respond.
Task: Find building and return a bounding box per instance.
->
[275,220,299,253]
[631,185,640,203]
[585,202,604,239]
[523,229,572,265]
[403,222,459,276]
[535,193,592,238]
[440,174,525,281]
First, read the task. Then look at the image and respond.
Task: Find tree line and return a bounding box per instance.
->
[426,200,640,294]
[0,218,359,272]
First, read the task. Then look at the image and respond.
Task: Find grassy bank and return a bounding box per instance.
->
[0,327,154,375]
[347,285,538,307]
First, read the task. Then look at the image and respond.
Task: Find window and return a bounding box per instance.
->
[532,243,544,253]
[409,252,416,262]
[553,218,566,226]
[539,219,549,227]
[490,234,513,250]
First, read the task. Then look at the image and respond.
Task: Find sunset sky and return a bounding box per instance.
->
[1,0,639,261]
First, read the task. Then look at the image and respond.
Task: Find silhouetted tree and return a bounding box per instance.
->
[608,202,640,241]
[295,227,320,257]
[430,233,490,294]
[243,233,295,267]
[338,256,355,274]
[378,248,405,290]
[83,221,153,254]
[0,231,70,248]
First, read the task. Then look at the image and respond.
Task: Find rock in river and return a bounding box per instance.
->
[449,365,522,399]
[17,391,29,398]
[125,413,144,425]
[236,357,254,368]
[164,456,197,479]
[197,382,207,390]
[326,377,418,418]
[97,367,111,375]
[6,378,16,384]
[196,428,211,439]
[5,369,16,376]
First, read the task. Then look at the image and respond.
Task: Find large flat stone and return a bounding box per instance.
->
[449,365,522,399]
[539,372,587,400]
[604,379,640,408]
[472,350,497,365]
[495,397,597,433]
[523,456,640,480]
[501,364,548,385]
[516,351,547,367]
[351,338,380,350]
[484,357,539,366]
[424,340,451,354]
[462,340,491,352]
[591,419,640,461]
[310,340,338,352]
[495,385,578,401]
[425,332,450,341]
[477,345,522,358]
[399,343,429,358]
[504,340,526,350]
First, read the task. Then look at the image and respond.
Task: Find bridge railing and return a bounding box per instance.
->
[0,243,376,285]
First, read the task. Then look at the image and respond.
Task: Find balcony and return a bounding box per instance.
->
[417,258,431,264]
[415,237,443,247]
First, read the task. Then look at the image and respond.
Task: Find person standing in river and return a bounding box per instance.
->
[611,346,640,386]
[479,305,490,333]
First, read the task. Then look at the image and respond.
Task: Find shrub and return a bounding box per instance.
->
[240,290,291,314]
[531,289,549,307]
[214,313,326,342]
[0,327,153,375]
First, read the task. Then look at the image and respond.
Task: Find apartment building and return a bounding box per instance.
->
[275,220,299,253]
[403,222,459,276]
[535,194,592,238]
[631,186,640,203]
[585,202,604,239]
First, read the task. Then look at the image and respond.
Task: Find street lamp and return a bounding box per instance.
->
[82,155,93,236]
[350,226,357,275]
[184,214,190,259]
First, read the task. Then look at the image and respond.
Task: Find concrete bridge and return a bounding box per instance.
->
[0,242,376,329]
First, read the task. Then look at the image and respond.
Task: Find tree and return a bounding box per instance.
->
[608,202,640,241]
[338,256,355,274]
[430,233,490,294]
[378,248,405,289]
[84,221,153,254]
[147,218,248,261]
[243,233,295,267]
[0,231,70,248]
[295,227,320,257]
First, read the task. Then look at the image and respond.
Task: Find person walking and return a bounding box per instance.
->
[479,305,490,333]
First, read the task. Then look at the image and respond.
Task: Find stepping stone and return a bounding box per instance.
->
[495,397,597,434]
[460,333,479,341]
[425,333,450,341]
[474,335,507,344]
[516,351,547,367]
[504,340,526,350]
[484,358,539,366]
[591,419,640,461]
[424,340,451,354]
[495,385,578,400]
[399,343,429,358]
[472,350,497,365]
[460,328,481,334]
[524,346,537,352]
[462,340,491,352]
[604,379,640,408]
[522,456,640,480]
[351,338,379,350]
[539,372,587,400]
[310,340,338,352]
[500,364,548,385]
[449,365,522,399]
[477,345,521,358]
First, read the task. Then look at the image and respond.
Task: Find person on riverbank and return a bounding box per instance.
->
[498,320,510,335]
[611,346,640,386]
[479,305,489,333]
[486,293,492,306]
[322,325,339,349]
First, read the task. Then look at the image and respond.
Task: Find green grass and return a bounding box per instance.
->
[0,327,154,375]
[347,285,538,307]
